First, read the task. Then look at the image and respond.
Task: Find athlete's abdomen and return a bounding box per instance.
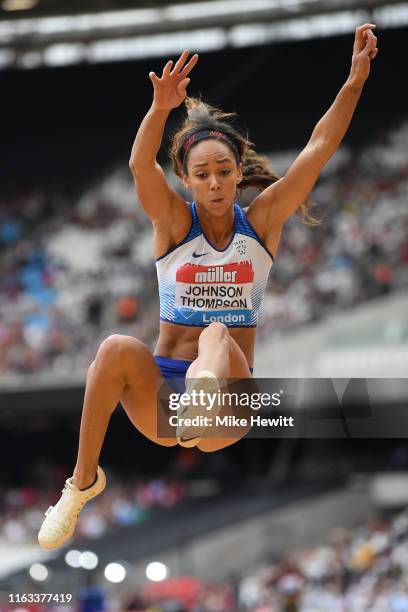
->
[154,320,256,367]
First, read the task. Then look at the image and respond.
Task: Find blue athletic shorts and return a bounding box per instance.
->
[154,355,253,394]
[154,355,193,394]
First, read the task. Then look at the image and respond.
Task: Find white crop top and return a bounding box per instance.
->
[156,202,273,328]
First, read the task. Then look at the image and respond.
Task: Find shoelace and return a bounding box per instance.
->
[51,481,90,518]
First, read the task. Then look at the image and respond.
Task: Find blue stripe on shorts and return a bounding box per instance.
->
[154,355,193,394]
[154,355,253,395]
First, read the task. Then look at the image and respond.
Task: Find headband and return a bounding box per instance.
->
[180,129,240,168]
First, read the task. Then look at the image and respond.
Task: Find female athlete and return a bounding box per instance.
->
[38,24,377,549]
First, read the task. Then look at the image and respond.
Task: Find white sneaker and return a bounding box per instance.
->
[38,466,106,549]
[177,371,221,448]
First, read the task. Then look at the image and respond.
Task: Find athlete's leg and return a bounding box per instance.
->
[73,334,176,489]
[39,333,175,549]
[185,322,231,381]
[184,323,252,453]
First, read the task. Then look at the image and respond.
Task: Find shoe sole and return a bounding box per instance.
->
[38,524,77,550]
[177,373,221,446]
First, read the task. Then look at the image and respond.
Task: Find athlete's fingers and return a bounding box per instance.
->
[366,29,376,44]
[176,77,190,98]
[363,30,376,57]
[358,29,373,56]
[356,22,376,35]
[354,23,376,53]
[370,31,378,51]
[162,60,173,78]
[171,49,190,75]
[149,71,160,84]
[362,39,371,56]
[369,31,378,44]
[370,47,378,60]
[179,53,199,77]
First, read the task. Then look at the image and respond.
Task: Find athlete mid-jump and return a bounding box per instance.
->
[38,24,378,549]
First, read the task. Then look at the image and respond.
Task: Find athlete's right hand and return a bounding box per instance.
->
[149,50,199,110]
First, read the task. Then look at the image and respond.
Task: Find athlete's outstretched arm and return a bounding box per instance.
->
[251,23,378,229]
[129,50,198,222]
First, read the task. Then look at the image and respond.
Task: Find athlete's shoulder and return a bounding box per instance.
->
[236,203,274,261]
[154,200,200,261]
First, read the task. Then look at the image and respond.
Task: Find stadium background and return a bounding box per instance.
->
[1,0,408,609]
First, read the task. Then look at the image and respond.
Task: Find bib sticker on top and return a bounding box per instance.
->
[175,261,254,326]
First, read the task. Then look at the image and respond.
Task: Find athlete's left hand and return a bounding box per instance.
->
[349,23,378,86]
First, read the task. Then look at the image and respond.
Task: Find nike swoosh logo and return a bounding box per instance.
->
[180,435,200,443]
[192,251,210,258]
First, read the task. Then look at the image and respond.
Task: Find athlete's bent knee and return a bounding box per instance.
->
[206,322,228,334]
[97,333,124,356]
[200,322,229,343]
[86,360,96,380]
[94,334,128,374]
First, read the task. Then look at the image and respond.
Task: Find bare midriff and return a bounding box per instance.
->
[154,320,256,367]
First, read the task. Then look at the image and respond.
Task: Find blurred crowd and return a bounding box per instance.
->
[0,468,186,556]
[4,507,408,611]
[259,121,408,336]
[89,507,408,611]
[1,119,407,379]
[235,511,408,612]
[0,172,157,378]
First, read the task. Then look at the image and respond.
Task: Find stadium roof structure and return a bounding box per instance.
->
[0,0,405,19]
[0,1,406,68]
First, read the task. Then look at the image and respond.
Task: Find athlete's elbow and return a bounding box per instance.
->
[129,157,138,175]
[129,156,155,177]
[129,152,145,172]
